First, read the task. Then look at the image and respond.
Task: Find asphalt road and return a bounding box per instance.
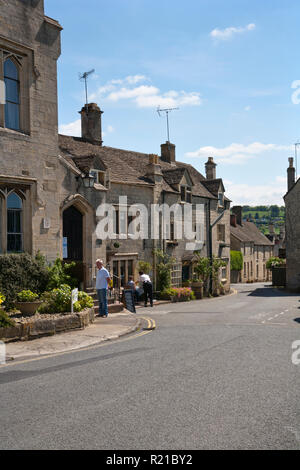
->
[1,283,299,450]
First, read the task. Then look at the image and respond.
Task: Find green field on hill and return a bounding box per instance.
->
[241,205,285,235]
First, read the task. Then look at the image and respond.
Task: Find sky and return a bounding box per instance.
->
[45,0,300,206]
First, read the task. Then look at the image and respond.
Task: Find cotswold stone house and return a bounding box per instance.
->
[0,0,231,290]
[284,158,300,291]
[230,206,273,282]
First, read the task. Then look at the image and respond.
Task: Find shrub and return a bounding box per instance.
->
[39,285,94,314]
[138,260,152,274]
[154,250,175,292]
[0,309,15,328]
[160,287,195,302]
[47,258,77,290]
[0,253,49,309]
[17,290,39,302]
[230,251,243,271]
[266,257,285,269]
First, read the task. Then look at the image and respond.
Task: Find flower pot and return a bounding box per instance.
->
[191,282,203,299]
[15,301,42,316]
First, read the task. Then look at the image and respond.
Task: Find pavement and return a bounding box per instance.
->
[4,312,142,362]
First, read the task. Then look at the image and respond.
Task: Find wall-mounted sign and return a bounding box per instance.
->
[43,217,51,229]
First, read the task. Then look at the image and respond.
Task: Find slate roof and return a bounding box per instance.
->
[231,221,273,246]
[58,134,221,199]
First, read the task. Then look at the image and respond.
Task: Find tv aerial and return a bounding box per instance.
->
[157,106,179,142]
[79,69,95,110]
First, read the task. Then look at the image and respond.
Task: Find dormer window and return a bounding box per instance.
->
[181,185,192,203]
[218,192,224,207]
[90,169,106,186]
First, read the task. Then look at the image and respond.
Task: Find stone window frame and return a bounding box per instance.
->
[0,185,31,254]
[0,36,32,135]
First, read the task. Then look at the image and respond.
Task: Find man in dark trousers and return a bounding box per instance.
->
[138,271,153,307]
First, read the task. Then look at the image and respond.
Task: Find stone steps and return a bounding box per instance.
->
[86,288,124,315]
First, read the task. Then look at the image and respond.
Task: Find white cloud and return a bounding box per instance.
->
[244,106,251,111]
[90,75,202,109]
[59,119,114,138]
[185,142,293,165]
[59,119,81,137]
[225,178,287,206]
[210,23,255,41]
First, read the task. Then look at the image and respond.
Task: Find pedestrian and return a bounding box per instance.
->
[126,275,139,303]
[139,271,153,307]
[96,259,111,318]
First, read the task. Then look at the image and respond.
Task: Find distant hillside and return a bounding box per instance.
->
[241,205,285,235]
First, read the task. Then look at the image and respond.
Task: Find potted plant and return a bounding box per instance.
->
[191,278,204,299]
[15,290,42,316]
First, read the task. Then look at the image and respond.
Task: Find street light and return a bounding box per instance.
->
[81,172,95,188]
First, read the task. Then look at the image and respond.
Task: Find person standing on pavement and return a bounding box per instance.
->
[139,271,153,307]
[96,259,111,317]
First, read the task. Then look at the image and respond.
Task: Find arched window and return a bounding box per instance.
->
[7,192,22,252]
[4,59,20,131]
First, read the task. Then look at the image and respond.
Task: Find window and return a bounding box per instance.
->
[4,59,20,131]
[217,224,225,241]
[7,192,22,252]
[90,169,106,186]
[218,192,224,207]
[171,263,182,287]
[180,185,192,203]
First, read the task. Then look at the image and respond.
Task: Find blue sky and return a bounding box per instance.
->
[45,0,300,205]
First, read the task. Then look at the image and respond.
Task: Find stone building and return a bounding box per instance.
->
[230,206,273,282]
[0,0,231,291]
[284,157,300,291]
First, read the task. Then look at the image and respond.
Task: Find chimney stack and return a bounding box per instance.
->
[161,141,176,164]
[232,206,243,226]
[287,157,295,191]
[230,214,237,227]
[80,103,103,145]
[146,154,163,184]
[205,157,216,180]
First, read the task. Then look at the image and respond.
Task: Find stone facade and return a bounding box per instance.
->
[0,0,231,292]
[284,158,300,291]
[230,207,273,283]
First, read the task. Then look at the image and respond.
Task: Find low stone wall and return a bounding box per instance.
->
[0,308,94,343]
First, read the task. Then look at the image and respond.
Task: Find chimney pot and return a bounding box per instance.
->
[230,214,237,227]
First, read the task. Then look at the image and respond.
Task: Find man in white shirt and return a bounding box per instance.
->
[139,271,153,307]
[96,259,111,317]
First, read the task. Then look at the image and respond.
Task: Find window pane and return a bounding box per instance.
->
[7,193,22,209]
[5,102,20,131]
[5,78,19,104]
[4,59,18,80]
[7,234,22,252]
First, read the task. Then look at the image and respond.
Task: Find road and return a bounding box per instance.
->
[0,283,299,450]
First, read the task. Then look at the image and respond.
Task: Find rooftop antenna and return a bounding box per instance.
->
[157,106,179,142]
[295,141,300,179]
[79,69,95,111]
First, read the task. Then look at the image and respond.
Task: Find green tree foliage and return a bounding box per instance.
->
[0,253,49,309]
[154,249,175,292]
[138,260,152,274]
[230,251,243,271]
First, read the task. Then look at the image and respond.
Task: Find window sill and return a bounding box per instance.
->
[0,127,30,139]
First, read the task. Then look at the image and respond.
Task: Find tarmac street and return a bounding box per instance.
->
[0,283,299,450]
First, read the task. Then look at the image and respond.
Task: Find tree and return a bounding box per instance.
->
[153,249,175,292]
[270,205,280,217]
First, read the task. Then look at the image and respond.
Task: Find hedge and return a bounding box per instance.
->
[230,250,243,271]
[0,253,49,309]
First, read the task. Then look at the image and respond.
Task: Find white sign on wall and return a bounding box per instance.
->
[0,80,5,105]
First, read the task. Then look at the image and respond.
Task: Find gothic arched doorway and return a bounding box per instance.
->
[63,205,83,261]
